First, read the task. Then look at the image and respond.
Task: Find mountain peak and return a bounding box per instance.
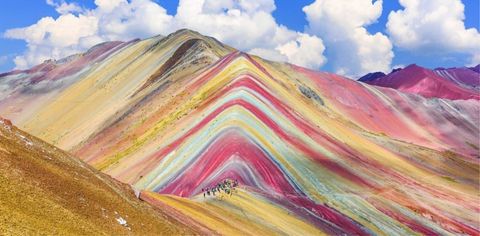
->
[357,71,386,82]
[159,29,216,44]
[133,29,234,95]
[403,63,427,72]
[171,28,204,37]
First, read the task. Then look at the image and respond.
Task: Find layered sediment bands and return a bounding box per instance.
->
[138,38,202,92]
[76,52,478,235]
[0,39,136,124]
[0,30,478,235]
[141,189,340,235]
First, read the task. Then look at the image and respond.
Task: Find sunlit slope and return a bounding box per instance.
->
[0,30,478,235]
[0,40,135,123]
[141,189,327,235]
[6,29,233,149]
[0,118,195,235]
[75,51,478,235]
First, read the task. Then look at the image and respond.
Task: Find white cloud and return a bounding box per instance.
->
[470,54,480,67]
[3,0,326,70]
[175,0,326,68]
[249,33,327,69]
[5,14,98,68]
[92,0,174,41]
[4,0,174,69]
[303,0,394,77]
[275,33,326,69]
[46,0,84,14]
[387,0,480,65]
[94,0,124,12]
[249,48,287,62]
[175,0,279,50]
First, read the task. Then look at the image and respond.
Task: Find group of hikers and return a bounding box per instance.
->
[201,178,239,198]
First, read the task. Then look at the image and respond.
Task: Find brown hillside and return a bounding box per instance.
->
[0,118,196,235]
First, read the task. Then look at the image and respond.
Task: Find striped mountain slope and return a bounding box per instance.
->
[1,29,479,235]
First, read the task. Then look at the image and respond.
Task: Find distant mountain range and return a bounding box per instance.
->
[1,29,478,235]
[358,64,480,100]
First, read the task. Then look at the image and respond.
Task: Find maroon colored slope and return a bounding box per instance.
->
[433,67,480,89]
[362,64,479,100]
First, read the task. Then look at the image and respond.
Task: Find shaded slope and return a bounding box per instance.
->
[470,65,480,73]
[0,118,195,235]
[358,71,386,82]
[359,64,479,100]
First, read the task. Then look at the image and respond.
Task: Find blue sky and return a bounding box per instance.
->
[0,0,478,75]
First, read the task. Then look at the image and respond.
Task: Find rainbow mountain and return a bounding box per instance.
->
[1,29,479,235]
